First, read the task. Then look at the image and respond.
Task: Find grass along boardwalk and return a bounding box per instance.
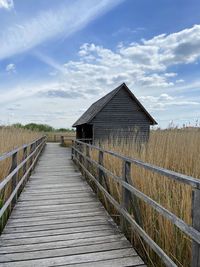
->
[0,143,145,267]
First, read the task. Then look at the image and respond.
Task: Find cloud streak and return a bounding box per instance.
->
[0,0,124,60]
[0,0,13,10]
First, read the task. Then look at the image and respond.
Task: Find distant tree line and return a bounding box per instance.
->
[11,123,75,133]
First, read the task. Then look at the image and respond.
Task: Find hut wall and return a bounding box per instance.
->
[91,88,150,142]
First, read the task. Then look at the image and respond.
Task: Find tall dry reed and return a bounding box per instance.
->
[0,126,43,231]
[0,126,42,181]
[88,128,200,267]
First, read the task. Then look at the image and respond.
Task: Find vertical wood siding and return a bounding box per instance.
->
[91,88,150,141]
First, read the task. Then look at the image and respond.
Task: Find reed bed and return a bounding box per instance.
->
[0,126,42,231]
[0,126,42,181]
[85,128,200,267]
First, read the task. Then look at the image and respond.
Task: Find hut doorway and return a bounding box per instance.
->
[76,124,93,141]
[83,124,93,140]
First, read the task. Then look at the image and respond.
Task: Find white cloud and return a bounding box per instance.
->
[0,0,124,60]
[139,94,199,111]
[119,24,200,70]
[0,0,14,10]
[6,63,16,73]
[2,24,200,127]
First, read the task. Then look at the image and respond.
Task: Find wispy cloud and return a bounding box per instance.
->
[0,0,14,10]
[0,0,124,60]
[6,63,16,73]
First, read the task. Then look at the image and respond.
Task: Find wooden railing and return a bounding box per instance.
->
[0,136,46,231]
[72,139,200,267]
[60,136,92,146]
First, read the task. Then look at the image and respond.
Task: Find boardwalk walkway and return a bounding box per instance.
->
[0,143,145,267]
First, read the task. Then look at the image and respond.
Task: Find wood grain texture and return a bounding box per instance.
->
[0,143,145,267]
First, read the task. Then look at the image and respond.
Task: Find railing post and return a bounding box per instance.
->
[192,188,200,267]
[61,136,64,146]
[29,143,35,175]
[98,150,104,185]
[10,152,18,207]
[98,149,110,194]
[23,147,27,176]
[21,146,28,190]
[71,140,74,160]
[121,160,131,231]
[74,141,77,161]
[86,145,90,168]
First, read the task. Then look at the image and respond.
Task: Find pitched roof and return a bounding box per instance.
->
[72,83,157,127]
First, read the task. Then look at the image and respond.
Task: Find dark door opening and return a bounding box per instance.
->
[76,124,93,141]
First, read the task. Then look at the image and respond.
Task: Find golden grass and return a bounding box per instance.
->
[0,126,42,180]
[86,128,200,267]
[0,126,43,231]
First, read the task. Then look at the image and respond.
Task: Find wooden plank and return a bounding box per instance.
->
[58,257,146,267]
[3,218,110,233]
[0,227,118,246]
[1,225,115,240]
[0,234,126,254]
[9,209,105,222]
[16,197,97,208]
[14,201,100,213]
[5,213,109,228]
[0,240,132,262]
[0,248,137,267]
[10,206,104,219]
[18,192,93,201]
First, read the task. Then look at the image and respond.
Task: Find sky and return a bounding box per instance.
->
[0,0,200,129]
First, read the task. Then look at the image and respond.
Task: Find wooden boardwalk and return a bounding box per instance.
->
[0,143,145,267]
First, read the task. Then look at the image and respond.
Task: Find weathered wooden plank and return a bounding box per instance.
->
[5,213,110,228]
[58,257,146,267]
[0,227,118,246]
[10,206,104,219]
[21,188,92,196]
[3,218,110,233]
[0,248,137,267]
[1,224,115,240]
[9,209,105,222]
[0,234,126,254]
[16,197,97,208]
[14,201,100,213]
[19,192,93,201]
[0,240,132,262]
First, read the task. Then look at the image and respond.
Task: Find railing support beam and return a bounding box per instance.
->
[121,160,131,231]
[192,188,200,267]
[10,152,18,207]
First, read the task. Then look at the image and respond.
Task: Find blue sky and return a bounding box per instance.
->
[0,0,200,128]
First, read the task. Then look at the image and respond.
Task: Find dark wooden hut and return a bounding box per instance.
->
[72,83,157,142]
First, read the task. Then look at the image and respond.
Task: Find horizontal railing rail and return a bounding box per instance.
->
[60,136,92,146]
[0,136,46,230]
[71,139,200,267]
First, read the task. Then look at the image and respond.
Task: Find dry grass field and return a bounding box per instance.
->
[0,126,42,181]
[84,128,200,267]
[0,126,43,231]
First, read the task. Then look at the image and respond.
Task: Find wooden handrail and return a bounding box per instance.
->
[75,140,200,188]
[0,136,46,228]
[0,136,45,162]
[72,139,200,267]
